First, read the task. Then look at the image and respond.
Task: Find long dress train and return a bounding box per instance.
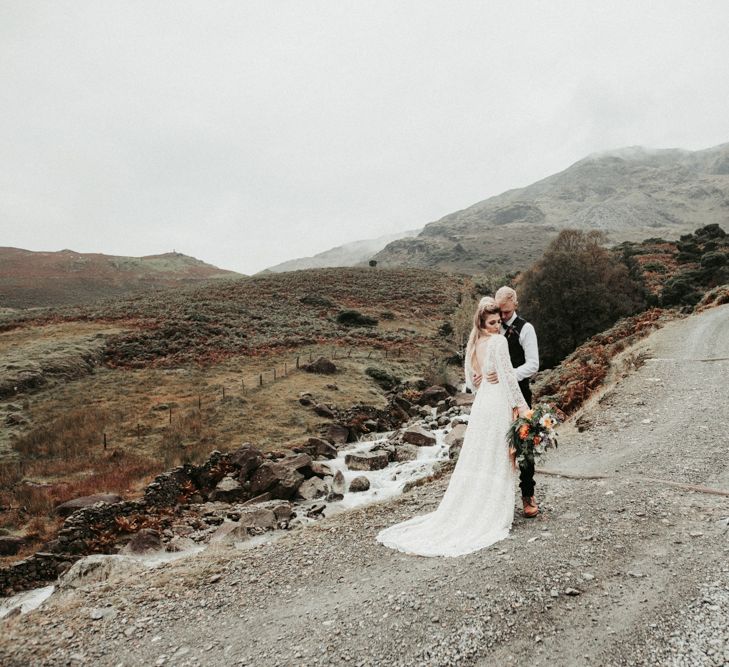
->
[376,334,528,557]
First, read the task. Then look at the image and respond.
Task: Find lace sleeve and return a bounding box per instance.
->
[492,336,528,411]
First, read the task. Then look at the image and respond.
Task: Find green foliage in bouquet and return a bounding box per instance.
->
[507,403,560,472]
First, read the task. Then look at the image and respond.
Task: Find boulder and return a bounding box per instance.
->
[230,444,264,479]
[122,528,162,554]
[0,536,24,556]
[454,392,476,407]
[446,423,467,459]
[296,477,329,501]
[324,423,350,444]
[58,554,144,591]
[348,476,370,493]
[209,521,247,545]
[345,451,389,472]
[165,536,198,553]
[309,461,334,477]
[54,493,123,518]
[418,386,450,406]
[332,470,346,495]
[209,476,247,502]
[238,507,277,530]
[304,437,338,459]
[370,442,395,462]
[402,426,437,447]
[304,357,337,374]
[313,404,335,419]
[393,443,418,462]
[249,455,312,499]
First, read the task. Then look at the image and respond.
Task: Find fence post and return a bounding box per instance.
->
[198,395,201,410]
[222,387,226,399]
[296,356,300,369]
[169,407,172,424]
[137,423,141,441]
[103,432,107,450]
[259,374,263,387]
[284,362,287,376]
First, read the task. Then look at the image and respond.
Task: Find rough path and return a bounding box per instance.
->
[1,306,728,666]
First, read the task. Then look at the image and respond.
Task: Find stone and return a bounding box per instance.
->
[0,536,24,556]
[393,443,418,462]
[296,477,329,500]
[304,357,337,374]
[313,404,335,419]
[238,507,277,530]
[209,476,247,502]
[122,528,162,554]
[332,470,346,494]
[348,476,370,492]
[418,386,450,406]
[165,536,197,553]
[323,423,350,444]
[454,392,476,407]
[402,425,437,447]
[446,423,467,459]
[309,460,334,477]
[58,554,144,590]
[209,521,247,545]
[248,455,311,499]
[345,451,389,471]
[304,437,338,460]
[230,444,264,479]
[54,493,123,518]
[4,413,27,426]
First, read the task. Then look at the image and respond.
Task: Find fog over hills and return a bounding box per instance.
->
[261,228,421,273]
[0,248,239,309]
[371,142,729,274]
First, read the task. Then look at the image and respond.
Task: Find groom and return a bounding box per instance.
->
[474,286,540,517]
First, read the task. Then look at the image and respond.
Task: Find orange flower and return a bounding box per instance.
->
[525,409,534,420]
[518,424,530,440]
[533,436,541,445]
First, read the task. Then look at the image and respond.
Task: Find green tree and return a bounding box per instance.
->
[518,230,646,368]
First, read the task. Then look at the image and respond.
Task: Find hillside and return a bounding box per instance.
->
[261,228,421,273]
[0,248,239,309]
[372,142,729,274]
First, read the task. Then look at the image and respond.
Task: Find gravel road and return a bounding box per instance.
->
[1,305,728,667]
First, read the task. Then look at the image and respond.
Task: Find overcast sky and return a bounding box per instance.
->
[1,1,728,274]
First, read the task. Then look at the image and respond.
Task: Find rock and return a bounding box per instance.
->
[370,442,396,462]
[54,493,123,518]
[332,470,346,494]
[345,451,389,471]
[393,443,418,462]
[446,423,467,459]
[58,554,144,590]
[4,413,27,426]
[402,426,437,447]
[324,423,350,444]
[313,404,335,419]
[327,492,344,502]
[325,383,339,390]
[230,444,264,479]
[304,437,338,459]
[90,607,118,621]
[454,392,476,407]
[418,386,450,406]
[122,528,162,554]
[565,588,582,596]
[309,461,334,477]
[297,477,329,500]
[306,503,326,517]
[348,476,370,492]
[304,357,337,374]
[248,455,312,499]
[165,536,197,552]
[209,521,247,545]
[238,507,277,530]
[0,536,24,556]
[298,396,313,407]
[209,476,246,502]
[240,492,273,506]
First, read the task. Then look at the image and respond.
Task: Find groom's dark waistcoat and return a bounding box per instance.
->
[505,315,527,369]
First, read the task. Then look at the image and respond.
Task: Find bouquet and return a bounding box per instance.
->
[507,404,560,472]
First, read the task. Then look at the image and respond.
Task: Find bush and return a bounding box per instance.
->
[643,261,667,273]
[660,276,702,306]
[438,321,454,338]
[365,367,400,390]
[380,311,395,320]
[336,310,378,327]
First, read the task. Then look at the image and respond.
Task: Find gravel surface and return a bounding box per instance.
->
[1,304,727,666]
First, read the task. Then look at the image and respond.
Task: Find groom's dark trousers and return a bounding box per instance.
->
[505,316,536,499]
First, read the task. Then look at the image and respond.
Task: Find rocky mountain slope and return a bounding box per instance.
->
[372,143,729,274]
[0,248,239,309]
[261,228,421,273]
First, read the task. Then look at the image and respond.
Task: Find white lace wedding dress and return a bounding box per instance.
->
[376,334,528,557]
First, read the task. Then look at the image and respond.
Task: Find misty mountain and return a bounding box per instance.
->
[261,228,421,273]
[372,142,729,274]
[0,248,239,309]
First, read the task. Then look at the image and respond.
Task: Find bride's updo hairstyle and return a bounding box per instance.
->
[465,296,500,371]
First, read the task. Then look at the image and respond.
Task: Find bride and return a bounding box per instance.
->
[376,296,529,557]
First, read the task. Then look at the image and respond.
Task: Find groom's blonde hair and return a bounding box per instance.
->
[495,286,518,308]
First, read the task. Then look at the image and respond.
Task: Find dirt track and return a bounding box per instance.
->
[1,305,728,666]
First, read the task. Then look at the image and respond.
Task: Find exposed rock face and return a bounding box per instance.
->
[297,477,329,500]
[418,386,450,406]
[209,476,247,502]
[348,476,371,492]
[345,451,389,471]
[54,494,123,518]
[402,425,437,447]
[304,357,337,374]
[445,423,467,459]
[309,461,334,477]
[122,528,162,554]
[57,554,144,591]
[230,444,264,480]
[249,454,312,499]
[302,437,338,459]
[324,423,350,444]
[393,443,419,462]
[313,404,335,419]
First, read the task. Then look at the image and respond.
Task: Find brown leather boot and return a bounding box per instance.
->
[522,496,539,518]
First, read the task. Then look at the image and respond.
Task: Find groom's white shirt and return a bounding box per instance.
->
[502,313,539,382]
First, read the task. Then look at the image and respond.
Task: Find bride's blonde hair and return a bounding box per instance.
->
[465,296,500,371]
